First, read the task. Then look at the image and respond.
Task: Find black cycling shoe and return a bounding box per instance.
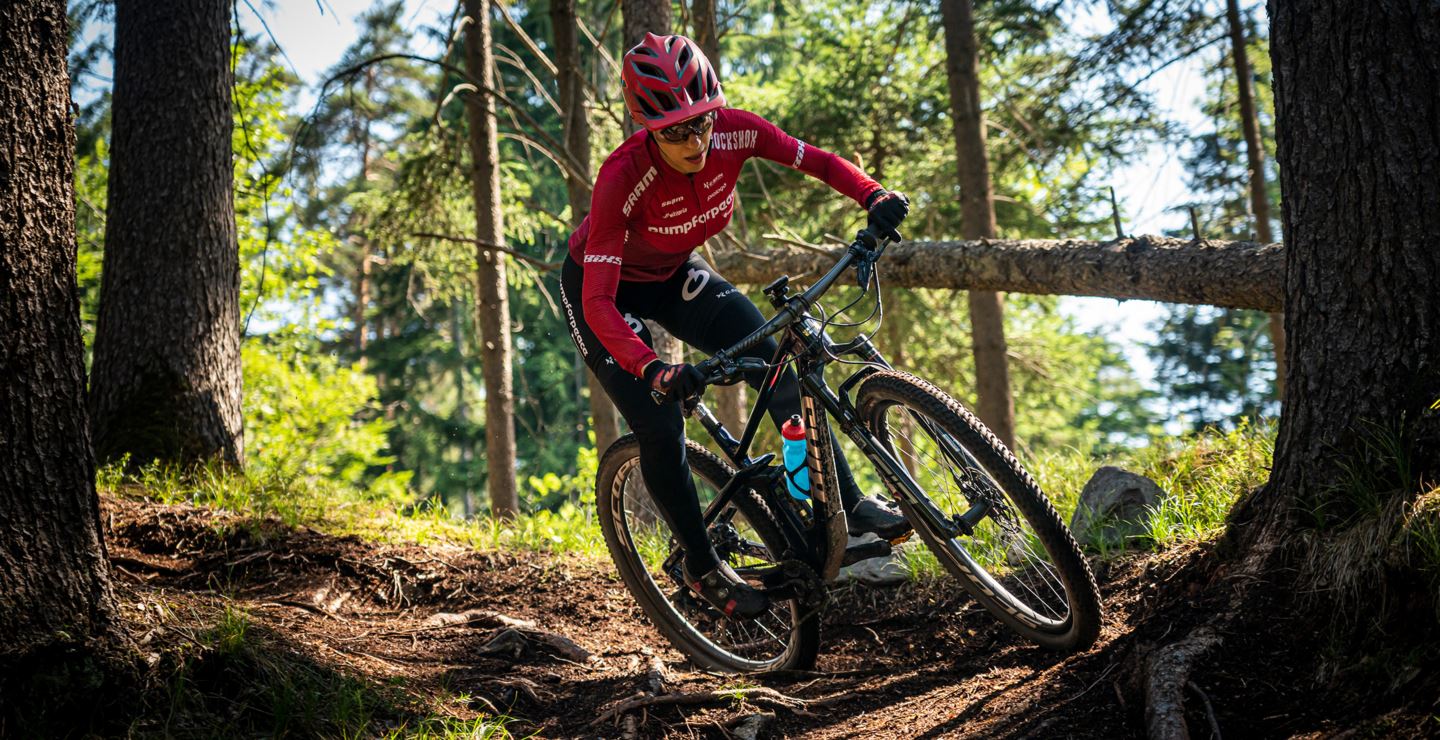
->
[683,561,770,620]
[847,496,913,541]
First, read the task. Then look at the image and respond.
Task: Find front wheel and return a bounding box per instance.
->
[596,435,821,672]
[856,371,1102,651]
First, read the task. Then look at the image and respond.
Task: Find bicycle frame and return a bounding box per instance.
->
[675,233,993,583]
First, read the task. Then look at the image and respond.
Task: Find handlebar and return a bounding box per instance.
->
[649,228,892,405]
[692,228,891,385]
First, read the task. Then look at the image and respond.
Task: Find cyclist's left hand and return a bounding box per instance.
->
[866,189,909,241]
[645,361,706,403]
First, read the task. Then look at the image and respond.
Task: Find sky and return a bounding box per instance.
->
[244,0,1220,387]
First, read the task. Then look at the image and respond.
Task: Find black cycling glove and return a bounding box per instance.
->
[645,361,706,403]
[865,189,910,242]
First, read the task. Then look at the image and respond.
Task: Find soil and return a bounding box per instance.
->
[98,493,1439,738]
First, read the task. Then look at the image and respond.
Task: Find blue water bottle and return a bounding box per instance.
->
[781,414,810,500]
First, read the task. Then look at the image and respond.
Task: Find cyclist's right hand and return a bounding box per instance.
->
[645,361,706,404]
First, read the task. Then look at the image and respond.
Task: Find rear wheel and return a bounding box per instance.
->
[596,435,821,672]
[856,371,1102,651]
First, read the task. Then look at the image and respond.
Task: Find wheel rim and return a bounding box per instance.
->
[611,456,801,669]
[875,402,1073,632]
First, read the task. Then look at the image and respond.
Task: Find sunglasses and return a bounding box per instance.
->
[656,112,715,144]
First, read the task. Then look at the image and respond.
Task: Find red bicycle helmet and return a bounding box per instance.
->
[621,33,726,131]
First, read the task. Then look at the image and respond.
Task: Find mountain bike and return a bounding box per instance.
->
[595,229,1102,672]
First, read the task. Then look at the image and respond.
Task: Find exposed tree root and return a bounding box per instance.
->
[475,627,595,663]
[1186,680,1222,739]
[1144,626,1222,740]
[422,608,535,630]
[592,687,814,728]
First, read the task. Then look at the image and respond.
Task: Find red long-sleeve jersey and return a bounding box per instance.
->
[569,108,882,377]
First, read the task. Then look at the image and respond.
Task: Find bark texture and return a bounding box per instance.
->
[0,0,117,663]
[690,0,720,64]
[711,236,1285,311]
[1249,0,1440,545]
[941,0,1015,449]
[464,0,519,516]
[553,0,621,454]
[1227,0,1286,398]
[89,0,243,467]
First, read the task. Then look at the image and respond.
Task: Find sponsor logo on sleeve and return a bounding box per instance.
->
[792,140,806,168]
[584,254,623,266]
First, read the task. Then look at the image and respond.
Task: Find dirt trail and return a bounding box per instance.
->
[100,494,1430,738]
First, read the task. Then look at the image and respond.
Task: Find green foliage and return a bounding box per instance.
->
[74,137,107,350]
[1179,17,1278,242]
[724,0,1166,244]
[101,450,604,560]
[1148,305,1278,431]
[242,342,410,500]
[1028,418,1276,550]
[232,51,337,329]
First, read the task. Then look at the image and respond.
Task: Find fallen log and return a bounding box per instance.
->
[709,236,1283,312]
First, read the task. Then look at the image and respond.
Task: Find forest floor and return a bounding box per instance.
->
[100,492,1438,739]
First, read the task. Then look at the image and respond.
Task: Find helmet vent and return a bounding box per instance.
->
[630,60,668,82]
[685,72,702,102]
[651,89,678,112]
[676,44,693,76]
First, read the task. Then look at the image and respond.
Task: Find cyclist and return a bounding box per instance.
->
[560,33,911,619]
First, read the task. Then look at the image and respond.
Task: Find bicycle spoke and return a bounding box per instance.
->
[615,458,794,666]
[881,403,1073,626]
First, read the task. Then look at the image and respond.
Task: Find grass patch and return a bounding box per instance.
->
[100,419,1276,581]
[1027,419,1276,551]
[101,459,607,561]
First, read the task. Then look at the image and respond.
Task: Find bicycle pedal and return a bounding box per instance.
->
[841,538,892,566]
[888,531,914,545]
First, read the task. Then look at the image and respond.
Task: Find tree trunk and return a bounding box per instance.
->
[1241,0,1440,560]
[0,0,118,668]
[690,0,720,64]
[452,300,475,519]
[711,236,1285,311]
[354,251,372,358]
[1227,0,1286,400]
[553,0,621,454]
[89,0,243,468]
[940,0,1015,450]
[463,0,519,517]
